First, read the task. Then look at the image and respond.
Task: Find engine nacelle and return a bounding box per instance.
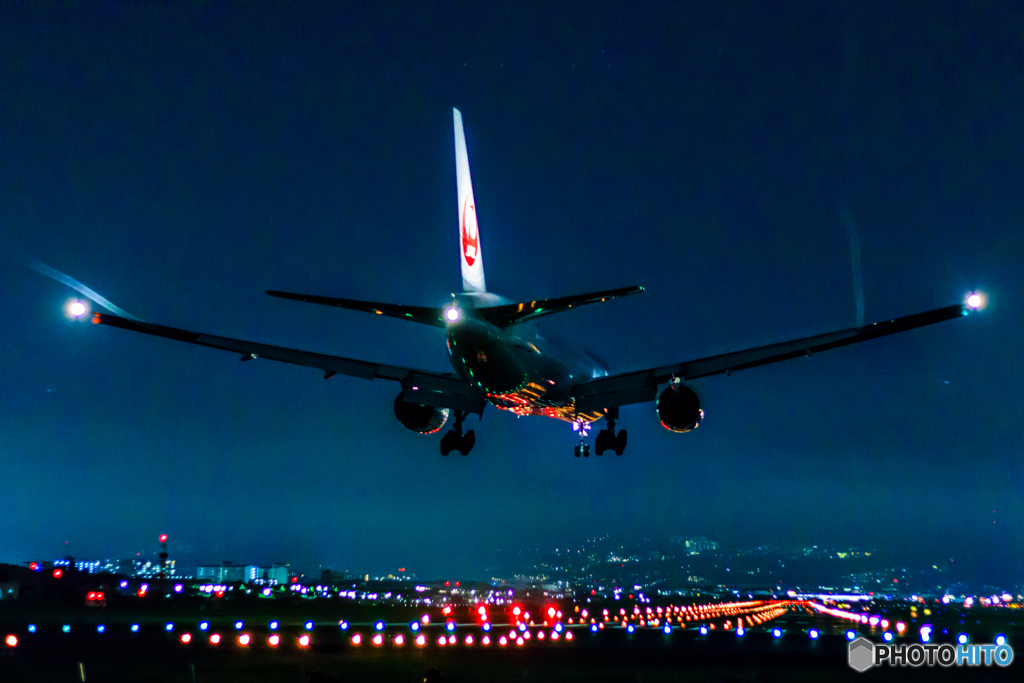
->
[393,394,450,434]
[656,384,704,433]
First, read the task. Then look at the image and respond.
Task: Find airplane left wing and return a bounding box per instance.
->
[572,303,968,412]
[91,312,486,414]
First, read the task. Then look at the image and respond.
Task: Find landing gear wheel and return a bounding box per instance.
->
[458,430,475,456]
[594,429,610,455]
[614,429,627,456]
[583,443,590,458]
[574,444,582,458]
[441,411,475,456]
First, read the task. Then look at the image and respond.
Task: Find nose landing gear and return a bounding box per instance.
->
[572,419,591,457]
[440,412,475,456]
[594,407,627,455]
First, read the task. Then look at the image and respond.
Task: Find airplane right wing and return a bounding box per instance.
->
[91,312,486,414]
[572,303,969,412]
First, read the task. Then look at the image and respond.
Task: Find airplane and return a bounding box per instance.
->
[57,108,979,457]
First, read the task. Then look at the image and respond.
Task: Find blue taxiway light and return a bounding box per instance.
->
[131,624,140,633]
[96,625,105,633]
[845,630,856,641]
[409,622,420,632]
[883,632,893,642]
[482,623,491,632]
[774,628,783,639]
[663,625,672,635]
[234,621,244,630]
[305,621,315,631]
[269,621,278,630]
[27,625,36,633]
[165,623,174,632]
[62,625,71,633]
[590,624,599,633]
[339,621,349,630]
[446,622,456,632]
[374,621,385,632]
[199,621,209,631]
[957,633,968,645]
[809,629,819,639]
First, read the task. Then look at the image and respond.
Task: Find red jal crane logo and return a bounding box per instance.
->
[462,196,479,267]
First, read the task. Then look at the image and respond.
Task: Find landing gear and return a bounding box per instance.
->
[572,419,592,457]
[594,407,627,455]
[574,443,590,458]
[440,412,475,456]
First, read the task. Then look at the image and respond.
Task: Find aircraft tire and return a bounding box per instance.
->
[594,429,608,455]
[614,430,627,456]
[574,445,581,458]
[583,444,591,458]
[459,430,476,455]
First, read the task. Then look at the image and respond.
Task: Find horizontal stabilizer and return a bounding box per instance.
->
[267,291,445,328]
[478,286,643,328]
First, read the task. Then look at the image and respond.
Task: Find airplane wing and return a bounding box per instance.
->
[90,312,486,414]
[266,291,445,327]
[572,303,968,412]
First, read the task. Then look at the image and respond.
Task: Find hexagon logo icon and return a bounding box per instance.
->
[848,637,875,672]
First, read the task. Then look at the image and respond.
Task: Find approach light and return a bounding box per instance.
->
[445,307,460,322]
[482,635,491,645]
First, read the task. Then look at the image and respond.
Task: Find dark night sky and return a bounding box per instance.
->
[2,3,1022,583]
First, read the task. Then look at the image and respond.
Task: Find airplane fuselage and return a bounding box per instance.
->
[445,304,608,423]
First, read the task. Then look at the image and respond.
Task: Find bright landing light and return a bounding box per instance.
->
[67,300,88,318]
[965,292,986,310]
[445,307,460,322]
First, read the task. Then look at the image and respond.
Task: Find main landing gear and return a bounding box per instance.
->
[440,412,475,456]
[594,407,627,456]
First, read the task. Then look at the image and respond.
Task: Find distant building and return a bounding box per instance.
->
[197,564,247,583]
[196,563,288,584]
[673,537,718,554]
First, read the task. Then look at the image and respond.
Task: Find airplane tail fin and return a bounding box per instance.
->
[454,108,486,293]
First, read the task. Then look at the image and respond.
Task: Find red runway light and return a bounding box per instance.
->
[52,568,63,578]
[5,635,17,647]
[180,633,192,644]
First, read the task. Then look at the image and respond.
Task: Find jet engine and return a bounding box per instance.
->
[393,394,450,434]
[656,384,703,433]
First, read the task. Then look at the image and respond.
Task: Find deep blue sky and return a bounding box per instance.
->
[2,2,1021,582]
